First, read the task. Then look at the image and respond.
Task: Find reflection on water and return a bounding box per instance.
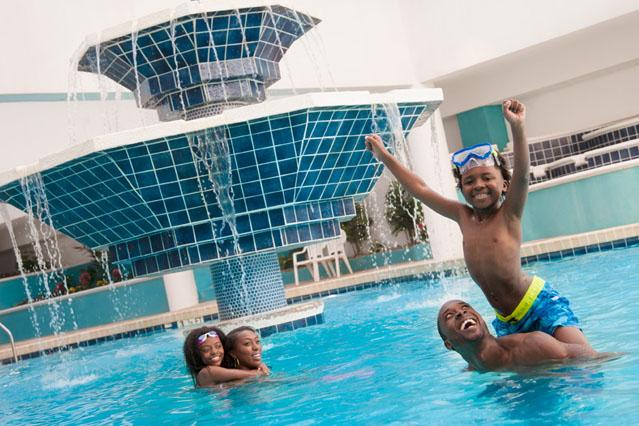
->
[478,366,607,423]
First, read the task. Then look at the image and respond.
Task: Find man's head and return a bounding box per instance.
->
[437,300,489,351]
[451,144,511,209]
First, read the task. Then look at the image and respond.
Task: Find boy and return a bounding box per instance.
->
[365,100,591,348]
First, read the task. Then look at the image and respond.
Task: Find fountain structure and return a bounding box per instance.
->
[0,1,443,327]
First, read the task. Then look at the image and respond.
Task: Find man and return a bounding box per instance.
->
[437,300,597,372]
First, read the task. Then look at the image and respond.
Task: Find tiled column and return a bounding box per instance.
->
[163,269,199,311]
[407,108,464,261]
[210,251,287,320]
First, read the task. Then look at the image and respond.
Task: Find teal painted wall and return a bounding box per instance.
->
[457,105,509,150]
[0,263,108,310]
[194,266,216,301]
[523,165,639,241]
[0,277,168,344]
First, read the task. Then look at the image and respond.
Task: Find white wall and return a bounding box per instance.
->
[519,62,639,139]
[0,99,158,172]
[442,116,463,152]
[0,0,418,94]
[399,0,639,82]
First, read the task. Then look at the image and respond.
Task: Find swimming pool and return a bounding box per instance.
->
[1,246,638,425]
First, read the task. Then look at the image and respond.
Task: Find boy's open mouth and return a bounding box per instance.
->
[460,318,477,331]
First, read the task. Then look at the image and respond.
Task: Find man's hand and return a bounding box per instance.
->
[364,134,388,161]
[502,99,526,128]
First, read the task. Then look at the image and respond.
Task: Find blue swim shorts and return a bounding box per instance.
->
[492,276,580,337]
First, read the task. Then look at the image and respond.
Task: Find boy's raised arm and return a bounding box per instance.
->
[365,134,463,222]
[501,100,529,219]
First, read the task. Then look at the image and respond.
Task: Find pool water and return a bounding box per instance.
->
[1,246,638,425]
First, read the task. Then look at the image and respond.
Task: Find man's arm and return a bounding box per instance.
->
[519,332,593,364]
[364,134,464,222]
[501,100,529,220]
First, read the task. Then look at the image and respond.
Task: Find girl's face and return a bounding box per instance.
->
[230,330,262,369]
[198,335,224,367]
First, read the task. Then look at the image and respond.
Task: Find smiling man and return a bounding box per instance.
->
[437,300,597,372]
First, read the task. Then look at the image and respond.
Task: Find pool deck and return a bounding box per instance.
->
[1,223,637,364]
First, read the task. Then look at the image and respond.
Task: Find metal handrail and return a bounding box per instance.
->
[0,322,18,363]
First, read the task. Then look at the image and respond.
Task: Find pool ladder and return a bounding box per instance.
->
[0,321,18,363]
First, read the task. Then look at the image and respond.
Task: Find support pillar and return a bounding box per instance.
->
[210,251,287,320]
[163,269,199,311]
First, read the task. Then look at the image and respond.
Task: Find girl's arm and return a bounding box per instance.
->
[365,134,464,222]
[501,100,529,220]
[197,366,267,387]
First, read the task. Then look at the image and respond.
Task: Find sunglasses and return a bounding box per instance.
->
[196,331,219,346]
[451,143,500,174]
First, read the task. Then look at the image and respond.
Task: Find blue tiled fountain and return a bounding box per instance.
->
[0,2,442,320]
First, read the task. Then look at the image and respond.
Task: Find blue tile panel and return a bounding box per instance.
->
[0,102,432,278]
[502,122,639,184]
[77,5,319,121]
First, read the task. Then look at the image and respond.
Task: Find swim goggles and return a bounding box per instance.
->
[451,143,501,174]
[196,331,219,346]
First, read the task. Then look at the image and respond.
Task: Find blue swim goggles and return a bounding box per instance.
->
[451,143,501,174]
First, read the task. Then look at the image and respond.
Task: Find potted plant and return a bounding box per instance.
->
[341,203,372,256]
[385,181,428,245]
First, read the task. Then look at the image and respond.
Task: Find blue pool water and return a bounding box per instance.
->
[1,246,638,425]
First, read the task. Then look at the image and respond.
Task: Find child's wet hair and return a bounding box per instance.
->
[452,152,512,191]
[183,325,226,385]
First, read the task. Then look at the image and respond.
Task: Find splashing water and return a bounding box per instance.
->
[288,4,338,92]
[264,5,300,94]
[368,104,428,277]
[0,204,41,338]
[169,12,188,118]
[19,173,78,335]
[187,127,250,316]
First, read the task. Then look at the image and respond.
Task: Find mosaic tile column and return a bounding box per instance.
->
[210,251,287,320]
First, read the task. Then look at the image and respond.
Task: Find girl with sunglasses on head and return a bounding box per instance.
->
[365,100,593,354]
[183,326,269,387]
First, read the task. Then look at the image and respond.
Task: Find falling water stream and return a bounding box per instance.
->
[19,174,78,337]
[187,127,250,317]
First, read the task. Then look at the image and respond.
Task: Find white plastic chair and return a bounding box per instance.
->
[325,231,353,278]
[293,243,334,285]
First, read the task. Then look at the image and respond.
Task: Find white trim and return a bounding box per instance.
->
[517,114,639,147]
[581,116,639,141]
[0,88,443,186]
[530,138,639,176]
[529,158,639,192]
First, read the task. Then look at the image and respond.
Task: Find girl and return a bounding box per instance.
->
[224,326,270,374]
[183,325,269,387]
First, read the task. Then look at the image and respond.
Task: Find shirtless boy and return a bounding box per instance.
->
[365,100,590,348]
